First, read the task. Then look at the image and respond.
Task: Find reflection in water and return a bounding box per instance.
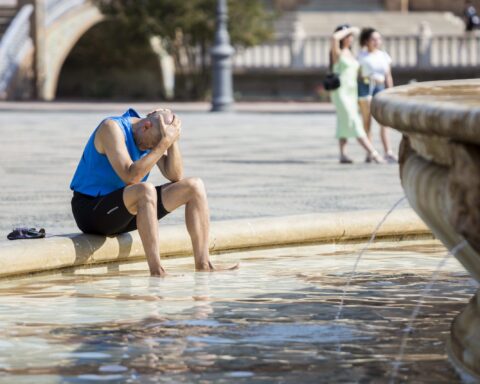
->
[0,240,476,383]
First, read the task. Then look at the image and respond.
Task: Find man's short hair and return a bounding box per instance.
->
[148,110,173,124]
[147,110,174,137]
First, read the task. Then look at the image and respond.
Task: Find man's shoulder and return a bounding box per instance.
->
[96,118,126,146]
[98,118,123,135]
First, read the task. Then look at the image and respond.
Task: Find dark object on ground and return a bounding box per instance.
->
[7,228,46,240]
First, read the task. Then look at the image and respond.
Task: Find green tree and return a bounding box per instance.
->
[94,0,275,99]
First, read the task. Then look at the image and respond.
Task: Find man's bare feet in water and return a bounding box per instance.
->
[150,265,167,277]
[195,261,240,272]
[149,262,239,277]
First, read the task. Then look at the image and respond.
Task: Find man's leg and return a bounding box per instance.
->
[161,177,238,271]
[123,182,165,276]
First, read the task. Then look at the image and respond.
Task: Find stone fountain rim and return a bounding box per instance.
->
[0,209,429,279]
[371,78,480,146]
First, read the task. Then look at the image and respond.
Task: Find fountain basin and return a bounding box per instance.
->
[372,79,480,380]
[0,239,474,382]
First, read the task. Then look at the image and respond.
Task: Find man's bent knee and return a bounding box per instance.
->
[137,182,157,204]
[185,177,206,197]
[124,182,157,214]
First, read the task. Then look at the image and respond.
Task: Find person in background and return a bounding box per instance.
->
[357,28,397,164]
[329,24,383,164]
[464,0,480,35]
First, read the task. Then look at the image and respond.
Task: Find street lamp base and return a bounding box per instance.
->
[211,102,234,112]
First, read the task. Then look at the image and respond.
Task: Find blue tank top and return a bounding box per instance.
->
[70,108,150,197]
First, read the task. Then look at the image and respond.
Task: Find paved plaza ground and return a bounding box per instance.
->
[0,102,405,242]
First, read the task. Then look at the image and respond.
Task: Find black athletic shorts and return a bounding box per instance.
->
[71,185,170,236]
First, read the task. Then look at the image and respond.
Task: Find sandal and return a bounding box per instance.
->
[384,152,398,164]
[370,151,385,164]
[339,155,354,164]
[7,227,46,240]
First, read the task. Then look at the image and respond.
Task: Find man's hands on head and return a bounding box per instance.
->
[153,110,184,182]
[148,108,180,143]
[154,112,181,152]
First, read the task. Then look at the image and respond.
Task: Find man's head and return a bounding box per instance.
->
[135,109,174,151]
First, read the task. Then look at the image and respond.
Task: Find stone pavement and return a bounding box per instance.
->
[0,102,405,242]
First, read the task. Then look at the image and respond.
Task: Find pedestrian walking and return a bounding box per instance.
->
[329,24,383,164]
[357,28,397,163]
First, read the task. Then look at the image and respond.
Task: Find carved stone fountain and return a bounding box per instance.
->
[371,79,480,380]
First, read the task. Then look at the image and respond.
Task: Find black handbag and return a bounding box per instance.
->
[323,73,341,91]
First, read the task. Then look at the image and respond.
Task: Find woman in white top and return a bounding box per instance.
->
[357,28,397,163]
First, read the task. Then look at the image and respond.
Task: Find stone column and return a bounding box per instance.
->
[16,0,35,99]
[210,0,235,112]
[290,18,306,69]
[33,0,47,100]
[417,21,432,69]
[150,36,175,100]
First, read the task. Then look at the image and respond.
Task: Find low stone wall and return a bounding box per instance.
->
[54,65,480,101]
[231,67,480,101]
[0,209,430,279]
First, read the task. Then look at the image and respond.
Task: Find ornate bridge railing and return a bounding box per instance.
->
[0,4,33,97]
[232,34,480,70]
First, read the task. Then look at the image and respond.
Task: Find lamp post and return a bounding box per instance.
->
[210,0,234,112]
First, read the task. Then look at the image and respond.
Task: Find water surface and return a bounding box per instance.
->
[0,240,476,383]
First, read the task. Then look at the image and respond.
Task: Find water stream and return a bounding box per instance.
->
[335,196,407,322]
[334,197,407,353]
[389,240,468,384]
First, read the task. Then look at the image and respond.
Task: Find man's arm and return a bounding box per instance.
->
[157,141,183,182]
[96,119,177,185]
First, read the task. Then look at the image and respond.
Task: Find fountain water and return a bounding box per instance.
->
[335,196,407,322]
[0,241,470,382]
[389,240,468,384]
[334,196,407,352]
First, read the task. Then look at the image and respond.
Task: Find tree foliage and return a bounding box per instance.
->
[94,0,274,60]
[93,0,275,98]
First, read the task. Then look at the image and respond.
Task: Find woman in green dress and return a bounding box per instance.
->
[329,25,383,164]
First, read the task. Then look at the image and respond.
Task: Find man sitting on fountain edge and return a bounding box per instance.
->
[70,107,238,277]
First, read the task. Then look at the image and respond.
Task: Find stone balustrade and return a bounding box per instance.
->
[232,33,480,69]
